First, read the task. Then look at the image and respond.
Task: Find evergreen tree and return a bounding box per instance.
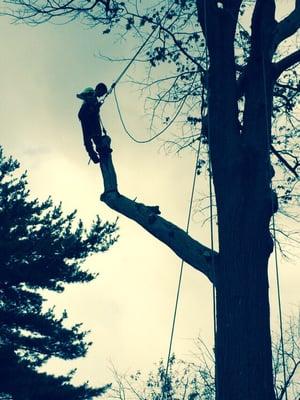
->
[0,147,117,400]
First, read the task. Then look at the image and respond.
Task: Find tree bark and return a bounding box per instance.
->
[215,63,276,397]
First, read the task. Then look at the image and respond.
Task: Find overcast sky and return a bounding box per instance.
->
[0,0,299,394]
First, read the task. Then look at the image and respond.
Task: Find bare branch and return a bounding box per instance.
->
[95,136,215,282]
[2,0,111,24]
[271,145,299,178]
[278,360,300,400]
[119,10,206,72]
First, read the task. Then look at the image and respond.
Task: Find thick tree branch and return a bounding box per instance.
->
[196,0,218,40]
[237,49,300,99]
[95,136,215,282]
[196,0,242,41]
[272,49,300,81]
[273,0,300,51]
[250,0,276,58]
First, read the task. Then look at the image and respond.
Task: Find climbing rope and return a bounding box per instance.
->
[99,13,182,143]
[163,133,202,397]
[162,32,215,400]
[103,26,158,100]
[162,4,216,397]
[96,26,157,138]
[113,85,187,143]
[102,1,181,102]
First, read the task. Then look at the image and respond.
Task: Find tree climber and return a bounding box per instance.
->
[77,83,108,163]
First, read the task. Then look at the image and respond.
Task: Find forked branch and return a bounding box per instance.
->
[273,0,300,51]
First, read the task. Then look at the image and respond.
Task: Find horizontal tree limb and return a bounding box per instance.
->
[96,135,215,282]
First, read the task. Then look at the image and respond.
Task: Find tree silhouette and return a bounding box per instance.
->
[0,147,117,399]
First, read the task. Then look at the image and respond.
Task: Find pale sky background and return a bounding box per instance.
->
[0,0,299,395]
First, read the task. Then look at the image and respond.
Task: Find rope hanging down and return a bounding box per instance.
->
[163,4,216,395]
[113,86,187,144]
[163,135,202,396]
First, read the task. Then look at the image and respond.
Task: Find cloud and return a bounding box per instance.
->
[23,146,52,156]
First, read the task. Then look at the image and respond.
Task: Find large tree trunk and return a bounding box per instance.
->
[217,214,275,400]
[198,2,276,399]
[215,178,275,400]
[197,2,277,398]
[213,139,276,400]
[213,138,276,399]
[216,241,274,400]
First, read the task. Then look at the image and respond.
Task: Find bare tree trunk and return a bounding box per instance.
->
[195,1,278,398]
[216,253,274,400]
[216,194,275,400]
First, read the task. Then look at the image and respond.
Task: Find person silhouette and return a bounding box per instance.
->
[77,83,108,163]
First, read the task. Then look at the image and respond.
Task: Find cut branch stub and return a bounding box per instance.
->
[95,135,118,193]
[98,136,215,282]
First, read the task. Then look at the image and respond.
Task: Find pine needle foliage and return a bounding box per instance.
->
[0,147,117,400]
